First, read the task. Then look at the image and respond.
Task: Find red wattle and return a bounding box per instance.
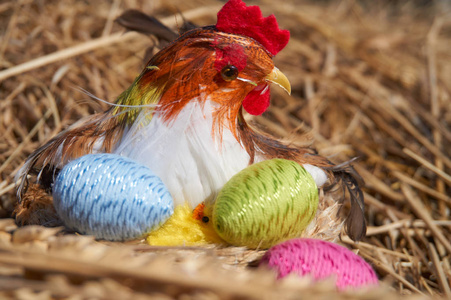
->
[242,85,270,116]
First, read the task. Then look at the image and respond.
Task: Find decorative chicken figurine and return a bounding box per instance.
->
[16,0,366,242]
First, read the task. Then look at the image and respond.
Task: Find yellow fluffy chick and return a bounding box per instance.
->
[146,203,224,246]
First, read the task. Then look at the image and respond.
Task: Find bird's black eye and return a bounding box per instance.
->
[220,65,239,81]
[202,216,210,223]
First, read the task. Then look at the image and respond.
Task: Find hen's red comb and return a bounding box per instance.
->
[216,0,290,56]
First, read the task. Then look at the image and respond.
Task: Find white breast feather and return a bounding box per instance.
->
[114,100,251,208]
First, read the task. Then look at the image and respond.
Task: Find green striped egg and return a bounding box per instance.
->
[212,159,319,249]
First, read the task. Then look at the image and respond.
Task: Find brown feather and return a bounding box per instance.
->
[14,184,62,226]
[115,9,179,41]
[16,111,124,201]
[236,107,334,168]
[325,160,367,241]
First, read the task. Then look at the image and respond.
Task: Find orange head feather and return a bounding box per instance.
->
[119,28,275,140]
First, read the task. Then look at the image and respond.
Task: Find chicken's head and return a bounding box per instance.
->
[117,0,290,137]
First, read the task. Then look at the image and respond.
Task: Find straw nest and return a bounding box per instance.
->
[0,0,450,298]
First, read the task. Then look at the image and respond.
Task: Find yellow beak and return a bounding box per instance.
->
[265,67,291,95]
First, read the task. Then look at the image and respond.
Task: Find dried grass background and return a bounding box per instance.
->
[0,0,450,298]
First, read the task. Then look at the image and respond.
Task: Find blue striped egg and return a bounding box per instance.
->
[52,153,174,241]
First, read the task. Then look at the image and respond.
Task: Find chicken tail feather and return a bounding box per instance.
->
[327,161,367,241]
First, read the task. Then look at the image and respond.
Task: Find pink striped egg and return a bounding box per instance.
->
[260,238,378,290]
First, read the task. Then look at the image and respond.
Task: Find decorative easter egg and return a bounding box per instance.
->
[211,159,318,249]
[260,238,379,290]
[53,153,174,241]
